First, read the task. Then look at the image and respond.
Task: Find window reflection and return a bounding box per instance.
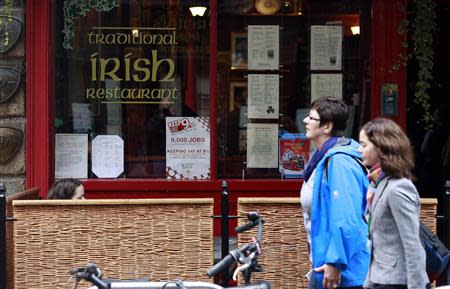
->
[216,0,369,179]
[54,0,210,178]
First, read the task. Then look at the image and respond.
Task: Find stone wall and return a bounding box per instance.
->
[0,3,26,196]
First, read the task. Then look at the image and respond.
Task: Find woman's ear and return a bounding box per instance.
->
[323,122,333,135]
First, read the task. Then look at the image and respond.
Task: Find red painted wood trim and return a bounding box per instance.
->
[370,0,407,129]
[84,179,301,192]
[26,0,53,195]
[210,0,217,180]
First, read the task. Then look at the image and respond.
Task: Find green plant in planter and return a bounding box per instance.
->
[411,0,436,127]
[391,0,437,128]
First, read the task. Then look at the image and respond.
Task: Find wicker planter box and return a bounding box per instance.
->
[237,197,437,289]
[11,199,214,289]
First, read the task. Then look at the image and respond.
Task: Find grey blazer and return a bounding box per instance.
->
[364,177,429,289]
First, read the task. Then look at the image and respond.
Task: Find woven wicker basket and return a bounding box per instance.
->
[12,199,214,289]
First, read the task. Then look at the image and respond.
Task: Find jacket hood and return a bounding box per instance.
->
[324,137,362,160]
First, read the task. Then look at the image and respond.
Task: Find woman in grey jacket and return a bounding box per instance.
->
[359,118,429,289]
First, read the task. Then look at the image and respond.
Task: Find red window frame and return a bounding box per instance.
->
[25,0,406,198]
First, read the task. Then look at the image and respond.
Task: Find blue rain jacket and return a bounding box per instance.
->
[311,138,370,288]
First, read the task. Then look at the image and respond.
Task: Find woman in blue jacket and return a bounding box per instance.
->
[300,97,370,289]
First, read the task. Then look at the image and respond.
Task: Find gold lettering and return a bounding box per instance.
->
[132,33,140,44]
[172,31,178,44]
[133,58,151,82]
[85,87,180,101]
[142,88,151,98]
[87,29,179,45]
[113,87,121,98]
[96,33,105,44]
[170,87,179,99]
[121,89,131,99]
[96,88,105,99]
[143,33,152,44]
[152,50,175,82]
[163,32,177,45]
[88,32,96,44]
[131,89,143,99]
[153,34,163,45]
[105,33,116,44]
[151,88,163,99]
[162,88,172,99]
[99,58,122,81]
[106,88,114,99]
[86,88,95,99]
[116,33,128,45]
[124,53,132,81]
[90,53,99,81]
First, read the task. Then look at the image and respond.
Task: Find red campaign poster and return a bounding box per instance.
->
[279,134,310,178]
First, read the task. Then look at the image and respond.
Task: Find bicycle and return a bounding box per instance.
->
[67,212,269,289]
[207,211,265,285]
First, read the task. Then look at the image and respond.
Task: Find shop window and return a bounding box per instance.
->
[53,0,210,179]
[216,0,370,179]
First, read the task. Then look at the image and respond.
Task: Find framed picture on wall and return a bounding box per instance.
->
[231,32,248,68]
[229,81,248,112]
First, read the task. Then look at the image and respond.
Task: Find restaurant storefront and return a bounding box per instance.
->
[0,0,408,221]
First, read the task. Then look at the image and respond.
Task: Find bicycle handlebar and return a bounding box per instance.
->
[235,212,263,234]
[71,262,110,289]
[206,243,253,277]
[208,212,265,281]
[71,263,270,289]
[70,211,267,289]
[235,221,257,234]
[206,253,236,277]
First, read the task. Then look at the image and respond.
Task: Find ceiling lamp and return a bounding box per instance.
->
[189,6,207,17]
[351,25,360,35]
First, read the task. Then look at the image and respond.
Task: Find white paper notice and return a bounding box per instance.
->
[248,25,279,70]
[247,123,278,168]
[310,25,342,70]
[55,134,88,178]
[248,74,279,119]
[166,117,210,180]
[92,135,124,178]
[311,74,342,103]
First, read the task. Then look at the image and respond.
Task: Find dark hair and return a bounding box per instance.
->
[361,118,414,179]
[311,96,348,136]
[47,178,83,199]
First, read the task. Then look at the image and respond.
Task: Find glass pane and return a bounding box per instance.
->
[54,0,210,178]
[216,0,370,179]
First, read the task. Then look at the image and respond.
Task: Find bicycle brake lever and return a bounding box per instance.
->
[70,268,85,279]
[232,262,251,281]
[232,251,256,280]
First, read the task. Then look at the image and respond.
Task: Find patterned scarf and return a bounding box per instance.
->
[367,162,384,210]
[366,163,385,241]
[303,137,338,182]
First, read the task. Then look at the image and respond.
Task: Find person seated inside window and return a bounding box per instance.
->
[47,178,85,200]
